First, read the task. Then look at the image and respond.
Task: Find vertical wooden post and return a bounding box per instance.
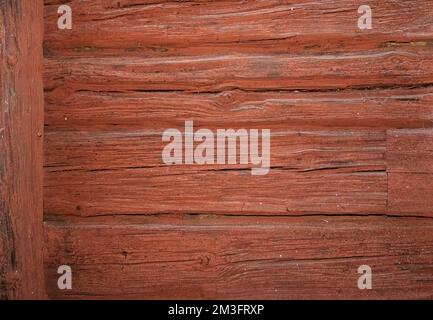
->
[0,0,45,299]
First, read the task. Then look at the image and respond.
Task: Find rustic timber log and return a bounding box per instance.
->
[0,0,45,299]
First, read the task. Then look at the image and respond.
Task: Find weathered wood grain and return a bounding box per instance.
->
[44,216,433,299]
[388,173,433,216]
[387,129,433,173]
[44,49,433,94]
[387,129,433,216]
[45,129,385,171]
[44,128,386,217]
[43,0,433,57]
[44,168,386,217]
[41,0,433,300]
[44,88,433,131]
[0,0,45,299]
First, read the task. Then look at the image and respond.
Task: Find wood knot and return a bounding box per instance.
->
[200,255,210,266]
[3,270,21,290]
[7,54,17,66]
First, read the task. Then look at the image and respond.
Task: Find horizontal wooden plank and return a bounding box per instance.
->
[44,216,433,299]
[387,129,433,173]
[44,169,386,217]
[45,129,385,171]
[44,88,433,130]
[43,0,433,56]
[387,129,433,216]
[44,49,433,93]
[44,128,386,216]
[388,173,433,216]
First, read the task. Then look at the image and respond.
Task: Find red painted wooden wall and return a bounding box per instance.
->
[2,0,433,299]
